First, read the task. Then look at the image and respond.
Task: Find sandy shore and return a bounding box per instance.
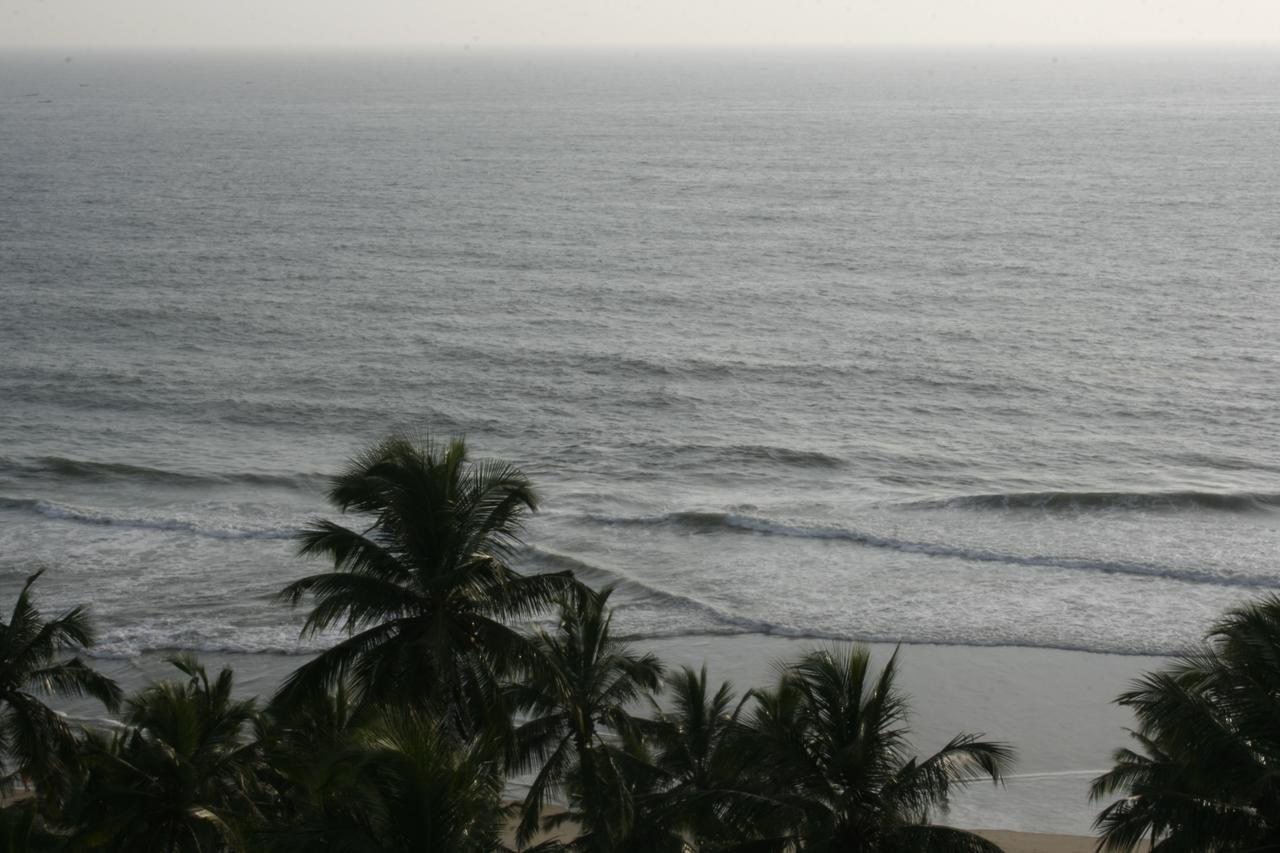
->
[499,804,1111,850]
[501,810,1101,851]
[976,829,1099,852]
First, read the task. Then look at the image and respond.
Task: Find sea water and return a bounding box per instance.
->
[2,46,1279,829]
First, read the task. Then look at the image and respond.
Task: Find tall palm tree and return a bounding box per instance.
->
[510,585,666,851]
[742,646,1014,852]
[0,570,121,799]
[260,706,511,853]
[62,655,272,852]
[1092,594,1280,851]
[278,435,574,737]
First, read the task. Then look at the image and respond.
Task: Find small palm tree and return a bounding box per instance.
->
[743,646,1014,852]
[511,585,665,850]
[261,706,511,852]
[63,655,271,852]
[278,435,574,737]
[261,676,371,808]
[0,570,121,799]
[646,665,757,847]
[1092,594,1280,851]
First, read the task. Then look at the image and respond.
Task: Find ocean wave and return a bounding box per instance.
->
[517,546,860,642]
[0,455,327,491]
[519,546,754,620]
[70,545,1197,660]
[85,642,324,661]
[514,548,1142,652]
[0,496,299,541]
[906,490,1280,514]
[694,444,845,469]
[579,510,1277,589]
[83,624,1179,660]
[82,620,342,660]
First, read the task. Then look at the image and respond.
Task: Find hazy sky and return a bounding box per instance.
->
[3,0,1280,48]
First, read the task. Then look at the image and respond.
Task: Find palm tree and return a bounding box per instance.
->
[510,585,666,850]
[0,570,121,800]
[0,798,59,852]
[260,677,371,813]
[255,678,371,838]
[1092,594,1280,851]
[260,706,511,852]
[278,435,574,737]
[645,665,758,847]
[62,655,272,852]
[741,646,1014,852]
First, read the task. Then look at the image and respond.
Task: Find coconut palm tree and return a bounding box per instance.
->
[257,677,372,833]
[0,798,59,852]
[741,646,1014,852]
[259,706,511,853]
[62,655,272,852]
[510,585,666,850]
[278,435,574,738]
[1092,594,1280,851]
[645,665,758,847]
[0,570,121,799]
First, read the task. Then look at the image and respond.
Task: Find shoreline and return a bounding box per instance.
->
[501,808,1101,852]
[975,830,1101,852]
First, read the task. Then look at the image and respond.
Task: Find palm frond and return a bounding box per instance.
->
[26,657,123,711]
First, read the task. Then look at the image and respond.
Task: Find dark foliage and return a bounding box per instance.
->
[0,571,120,803]
[278,435,575,739]
[1092,594,1280,852]
[9,436,1026,853]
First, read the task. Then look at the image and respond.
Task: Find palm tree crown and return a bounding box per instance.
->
[63,654,270,852]
[261,706,510,853]
[1092,593,1280,852]
[743,646,1014,852]
[645,665,756,846]
[0,570,121,797]
[511,585,665,849]
[278,435,574,735]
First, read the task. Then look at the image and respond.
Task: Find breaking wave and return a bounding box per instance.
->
[905,490,1280,514]
[517,546,856,641]
[0,455,327,490]
[580,510,1276,589]
[513,547,1196,655]
[684,444,845,469]
[0,496,298,541]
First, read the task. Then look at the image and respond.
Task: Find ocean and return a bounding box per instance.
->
[2,46,1279,829]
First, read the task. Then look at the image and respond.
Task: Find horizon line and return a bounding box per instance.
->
[5,39,1280,53]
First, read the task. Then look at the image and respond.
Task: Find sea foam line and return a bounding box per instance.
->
[78,545,1190,659]
[0,496,298,541]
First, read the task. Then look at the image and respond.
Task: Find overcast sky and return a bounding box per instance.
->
[3,0,1280,48]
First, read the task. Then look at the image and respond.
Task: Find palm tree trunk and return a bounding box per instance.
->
[574,727,611,851]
